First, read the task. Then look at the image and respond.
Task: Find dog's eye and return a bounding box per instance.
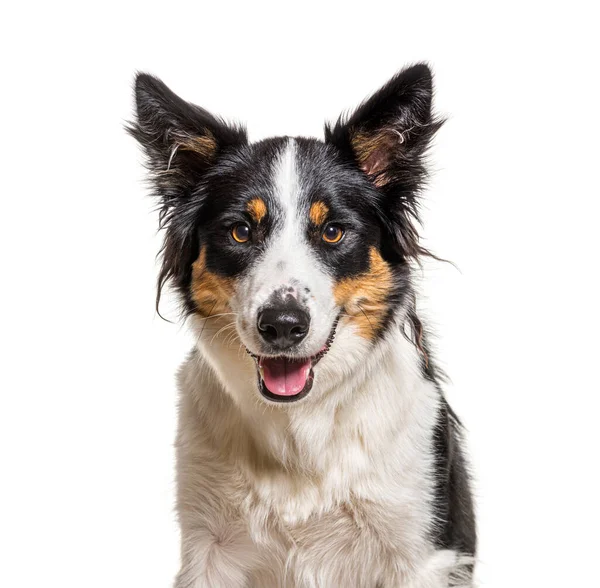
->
[231,223,251,243]
[322,224,344,244]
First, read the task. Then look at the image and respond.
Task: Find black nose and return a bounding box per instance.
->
[257,305,310,349]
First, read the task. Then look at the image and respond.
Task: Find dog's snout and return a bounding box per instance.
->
[257,304,310,349]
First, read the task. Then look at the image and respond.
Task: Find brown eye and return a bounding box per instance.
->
[322,224,344,244]
[232,223,250,243]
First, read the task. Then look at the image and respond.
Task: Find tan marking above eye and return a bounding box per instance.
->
[309,201,329,226]
[246,198,267,223]
[333,247,393,340]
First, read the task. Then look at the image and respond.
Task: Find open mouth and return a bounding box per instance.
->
[247,319,339,403]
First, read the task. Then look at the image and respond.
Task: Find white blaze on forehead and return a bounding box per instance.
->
[265,138,306,275]
[274,138,300,213]
[267,139,311,281]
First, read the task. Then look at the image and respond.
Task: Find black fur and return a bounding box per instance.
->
[433,401,477,557]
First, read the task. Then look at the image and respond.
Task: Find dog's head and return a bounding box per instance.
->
[129,64,441,404]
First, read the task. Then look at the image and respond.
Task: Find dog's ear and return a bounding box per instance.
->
[325,63,443,259]
[128,73,247,198]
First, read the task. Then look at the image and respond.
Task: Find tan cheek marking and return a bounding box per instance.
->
[190,248,235,317]
[309,201,329,226]
[246,198,267,223]
[333,247,393,340]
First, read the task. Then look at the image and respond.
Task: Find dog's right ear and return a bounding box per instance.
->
[127,73,247,198]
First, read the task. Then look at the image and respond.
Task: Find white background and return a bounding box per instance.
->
[1,2,598,587]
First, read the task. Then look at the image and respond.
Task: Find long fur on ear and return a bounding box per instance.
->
[126,73,247,315]
[325,63,444,261]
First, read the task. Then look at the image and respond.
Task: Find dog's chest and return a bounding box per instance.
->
[244,449,363,530]
[242,411,435,555]
[240,442,435,588]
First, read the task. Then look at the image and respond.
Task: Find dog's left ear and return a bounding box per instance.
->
[325,63,443,259]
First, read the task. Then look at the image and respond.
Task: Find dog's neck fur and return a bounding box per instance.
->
[181,314,439,526]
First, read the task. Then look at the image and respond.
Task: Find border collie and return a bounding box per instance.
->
[129,63,476,587]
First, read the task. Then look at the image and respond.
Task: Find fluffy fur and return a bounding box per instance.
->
[129,63,476,587]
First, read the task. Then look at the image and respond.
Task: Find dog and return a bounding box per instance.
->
[129,63,476,587]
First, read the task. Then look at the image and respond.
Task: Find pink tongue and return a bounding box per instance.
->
[260,357,312,396]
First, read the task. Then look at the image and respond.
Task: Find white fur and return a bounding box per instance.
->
[173,139,472,587]
[177,323,470,587]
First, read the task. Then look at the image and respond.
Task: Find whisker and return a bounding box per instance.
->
[198,311,239,321]
[224,331,238,348]
[209,322,237,346]
[355,302,374,332]
[220,327,240,347]
[198,301,218,340]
